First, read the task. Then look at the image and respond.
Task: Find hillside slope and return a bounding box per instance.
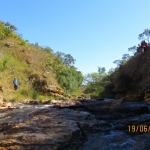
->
[0,21,83,101]
[112,47,150,101]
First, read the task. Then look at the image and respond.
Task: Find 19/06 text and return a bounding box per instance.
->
[128,125,150,132]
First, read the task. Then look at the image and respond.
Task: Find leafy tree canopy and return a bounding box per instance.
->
[128,46,137,54]
[138,29,150,43]
[55,51,76,66]
[56,67,83,93]
[4,22,17,31]
[98,67,106,74]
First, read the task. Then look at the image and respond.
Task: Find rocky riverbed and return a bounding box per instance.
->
[0,99,150,150]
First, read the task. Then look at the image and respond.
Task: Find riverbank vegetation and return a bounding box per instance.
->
[1,20,150,101]
[0,20,83,102]
[82,29,150,100]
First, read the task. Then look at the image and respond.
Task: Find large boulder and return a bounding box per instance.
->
[5,42,14,48]
[33,80,64,96]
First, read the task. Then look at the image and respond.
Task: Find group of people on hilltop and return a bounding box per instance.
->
[135,40,148,56]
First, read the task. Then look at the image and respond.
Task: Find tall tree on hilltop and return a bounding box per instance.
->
[128,29,150,54]
[63,54,76,66]
[43,46,53,54]
[122,54,131,61]
[113,60,123,67]
[55,51,76,66]
[4,22,17,31]
[138,29,150,43]
[113,54,129,67]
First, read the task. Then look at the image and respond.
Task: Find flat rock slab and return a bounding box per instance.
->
[0,107,108,150]
[52,99,150,116]
[1,99,150,150]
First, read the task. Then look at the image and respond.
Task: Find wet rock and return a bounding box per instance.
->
[23,99,39,105]
[80,99,149,117]
[28,100,39,105]
[52,100,83,108]
[0,99,16,112]
[80,131,136,150]
[52,99,150,121]
[41,100,51,104]
[132,132,150,150]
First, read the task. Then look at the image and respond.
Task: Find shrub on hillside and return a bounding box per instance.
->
[56,67,83,93]
[19,39,26,45]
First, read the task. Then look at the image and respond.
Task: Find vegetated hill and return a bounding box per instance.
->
[0,20,83,101]
[111,48,150,101]
[82,48,150,101]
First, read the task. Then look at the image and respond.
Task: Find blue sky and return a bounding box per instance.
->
[0,0,150,75]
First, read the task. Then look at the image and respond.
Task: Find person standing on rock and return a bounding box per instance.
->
[13,77,18,90]
[141,40,148,52]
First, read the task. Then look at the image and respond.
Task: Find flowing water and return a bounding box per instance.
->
[80,131,136,150]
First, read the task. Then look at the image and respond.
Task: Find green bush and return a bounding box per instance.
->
[11,32,18,39]
[19,39,26,45]
[37,95,45,101]
[19,88,29,97]
[56,67,83,93]
[19,88,39,99]
[25,89,39,99]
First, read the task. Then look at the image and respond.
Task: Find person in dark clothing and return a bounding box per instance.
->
[137,44,142,52]
[13,77,18,90]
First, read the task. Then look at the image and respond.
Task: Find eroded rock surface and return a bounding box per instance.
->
[0,107,104,150]
[0,99,150,150]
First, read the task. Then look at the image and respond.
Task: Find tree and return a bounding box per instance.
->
[113,54,131,67]
[9,25,17,31]
[128,46,137,54]
[108,68,115,74]
[55,51,65,59]
[138,29,150,43]
[113,60,123,67]
[84,73,102,84]
[18,34,23,38]
[43,46,53,54]
[4,22,17,31]
[25,40,29,43]
[98,67,106,74]
[83,72,106,97]
[122,54,131,61]
[4,22,11,27]
[35,42,39,48]
[128,29,150,54]
[63,54,76,66]
[55,51,76,66]
[56,67,83,93]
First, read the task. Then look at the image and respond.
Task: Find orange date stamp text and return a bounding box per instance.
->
[128,125,150,132]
